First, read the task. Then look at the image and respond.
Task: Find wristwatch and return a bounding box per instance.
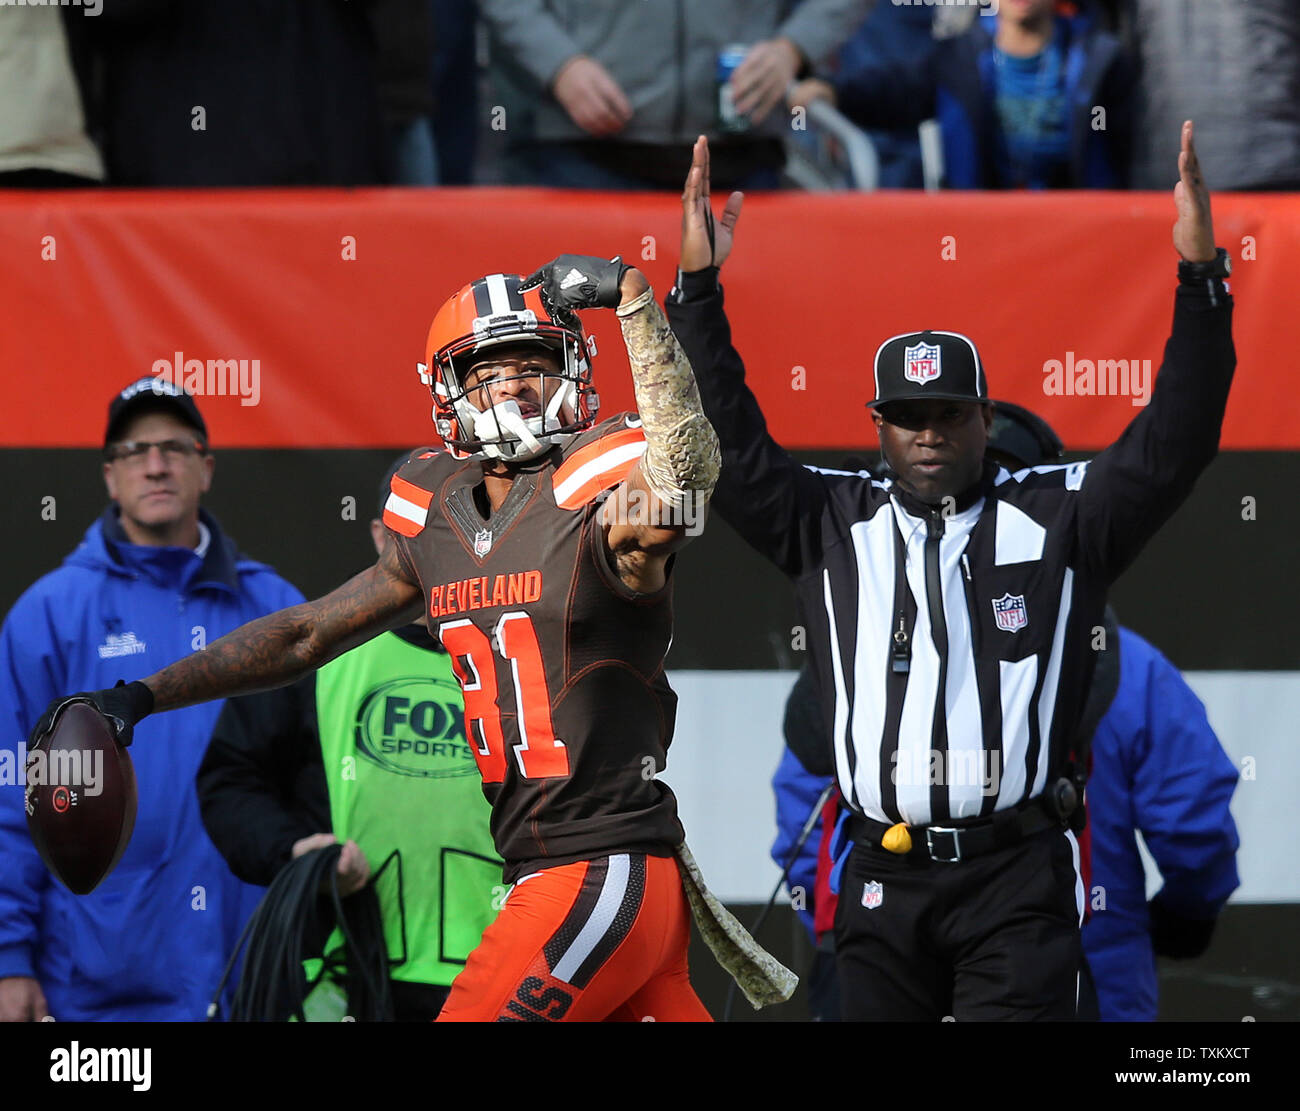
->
[1178,246,1232,282]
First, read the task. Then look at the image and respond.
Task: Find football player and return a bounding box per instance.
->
[29,256,793,1021]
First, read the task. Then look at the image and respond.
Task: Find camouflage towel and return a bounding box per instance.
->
[674,842,798,1010]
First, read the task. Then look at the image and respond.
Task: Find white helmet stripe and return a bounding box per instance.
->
[485,273,515,316]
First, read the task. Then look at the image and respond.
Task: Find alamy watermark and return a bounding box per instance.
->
[892,748,1001,795]
[1042,352,1151,407]
[892,0,998,14]
[1,0,102,15]
[593,484,707,537]
[152,352,261,407]
[49,1044,150,1091]
[5,742,104,797]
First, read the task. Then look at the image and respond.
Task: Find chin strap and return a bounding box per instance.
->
[473,399,545,460]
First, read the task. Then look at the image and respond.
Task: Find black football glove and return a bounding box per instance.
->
[1148,893,1217,960]
[518,255,630,325]
[29,680,155,750]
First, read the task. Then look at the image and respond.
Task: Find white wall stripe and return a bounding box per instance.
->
[663,669,1297,904]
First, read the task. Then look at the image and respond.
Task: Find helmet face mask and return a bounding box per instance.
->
[424,275,600,463]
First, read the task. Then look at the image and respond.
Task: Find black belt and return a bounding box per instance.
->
[848,785,1077,864]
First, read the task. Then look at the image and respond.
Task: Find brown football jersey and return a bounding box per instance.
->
[383,414,684,883]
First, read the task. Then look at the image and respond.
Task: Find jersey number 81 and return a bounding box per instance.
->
[438,612,570,783]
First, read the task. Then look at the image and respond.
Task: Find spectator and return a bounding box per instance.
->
[792,0,1133,189]
[828,0,938,188]
[368,0,438,185]
[480,0,875,191]
[81,0,384,186]
[197,459,502,1021]
[1122,0,1300,190]
[0,4,103,186]
[1082,617,1241,1021]
[431,0,479,185]
[0,378,303,1021]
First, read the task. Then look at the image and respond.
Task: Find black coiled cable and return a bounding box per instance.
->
[207,844,396,1022]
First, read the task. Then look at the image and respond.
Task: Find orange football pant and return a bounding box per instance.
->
[437,852,712,1022]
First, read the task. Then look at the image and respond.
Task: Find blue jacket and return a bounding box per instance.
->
[1081,627,1240,1022]
[0,508,303,1021]
[831,10,1132,188]
[770,747,827,939]
[773,627,1240,1021]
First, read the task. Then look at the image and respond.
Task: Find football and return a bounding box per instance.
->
[25,702,137,895]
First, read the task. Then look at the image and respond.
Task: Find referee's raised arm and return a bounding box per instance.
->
[665,136,835,579]
[1076,119,1237,583]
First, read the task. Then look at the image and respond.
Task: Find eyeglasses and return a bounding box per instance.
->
[104,438,207,464]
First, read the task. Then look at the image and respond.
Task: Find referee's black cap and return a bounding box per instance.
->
[867,330,988,410]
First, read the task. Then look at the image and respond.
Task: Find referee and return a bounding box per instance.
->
[666,122,1235,1020]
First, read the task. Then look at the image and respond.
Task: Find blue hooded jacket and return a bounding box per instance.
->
[1080,628,1240,1021]
[0,507,303,1021]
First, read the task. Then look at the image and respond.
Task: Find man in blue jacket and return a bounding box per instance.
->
[0,378,303,1021]
[1082,621,1240,1021]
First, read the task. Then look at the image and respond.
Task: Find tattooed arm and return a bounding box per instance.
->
[145,541,424,713]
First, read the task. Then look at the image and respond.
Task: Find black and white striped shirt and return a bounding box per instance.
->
[810,459,1093,825]
[667,269,1235,828]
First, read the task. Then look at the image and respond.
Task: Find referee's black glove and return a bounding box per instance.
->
[1148,894,1217,960]
[29,680,155,749]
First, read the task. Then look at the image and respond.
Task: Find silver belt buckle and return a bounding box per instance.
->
[926,826,963,863]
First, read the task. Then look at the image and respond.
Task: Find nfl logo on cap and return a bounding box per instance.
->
[903,342,941,385]
[868,330,988,410]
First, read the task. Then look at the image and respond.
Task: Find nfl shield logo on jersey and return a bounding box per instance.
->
[474,528,493,557]
[992,593,1028,632]
[903,342,942,385]
[861,881,883,910]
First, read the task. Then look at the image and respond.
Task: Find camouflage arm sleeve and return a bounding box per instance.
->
[616,287,721,507]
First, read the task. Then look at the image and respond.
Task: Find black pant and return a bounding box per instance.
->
[834,826,1085,1021]
[807,936,843,1022]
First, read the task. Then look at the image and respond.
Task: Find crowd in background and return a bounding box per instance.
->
[0,0,1297,191]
